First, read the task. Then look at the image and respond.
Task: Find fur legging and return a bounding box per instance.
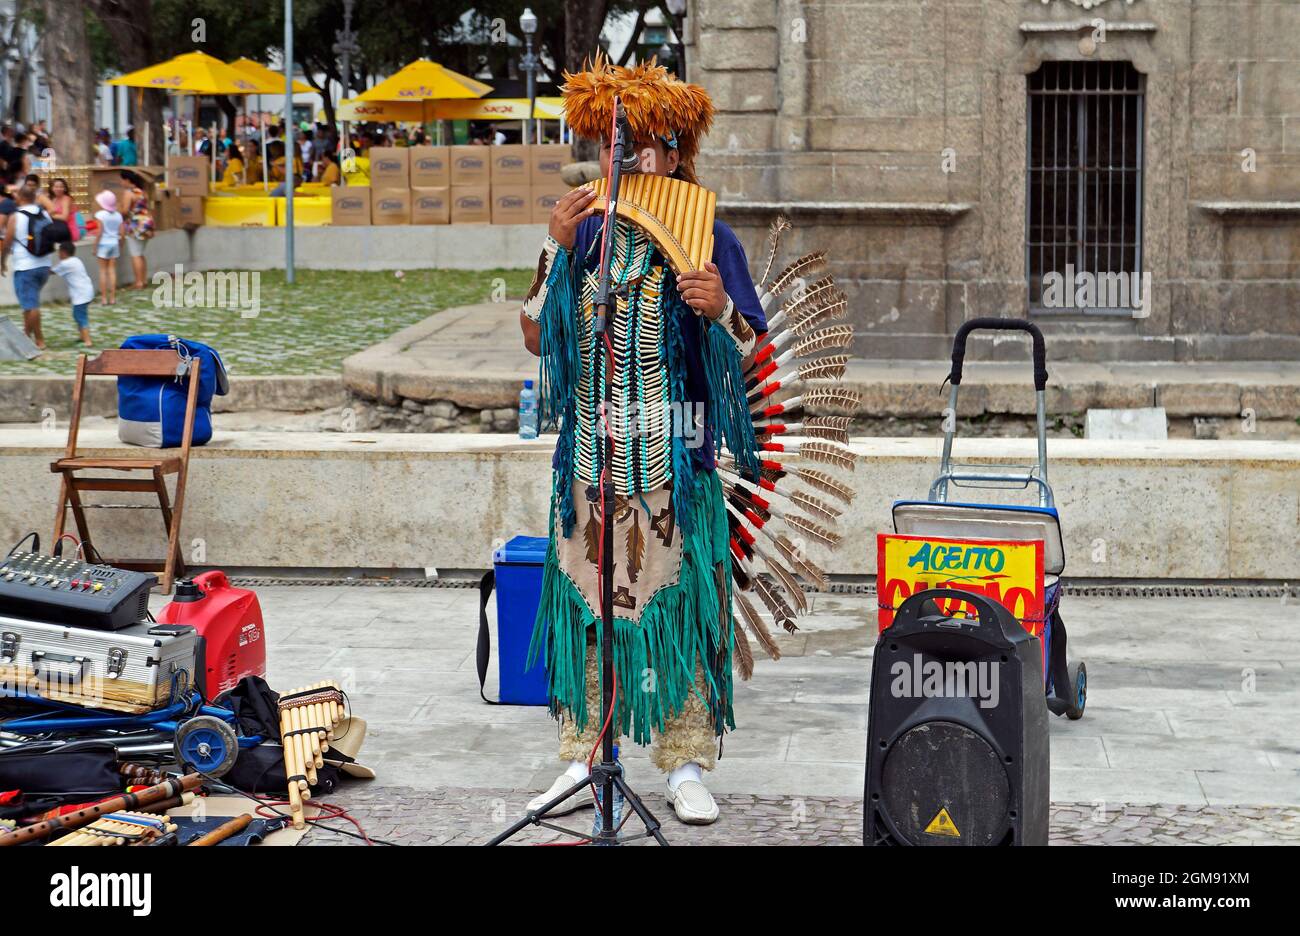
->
[557,637,716,773]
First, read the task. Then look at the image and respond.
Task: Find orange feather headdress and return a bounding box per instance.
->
[562,55,716,183]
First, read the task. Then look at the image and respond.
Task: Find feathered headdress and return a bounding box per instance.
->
[562,54,715,183]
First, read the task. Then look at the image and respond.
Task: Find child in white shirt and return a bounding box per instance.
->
[52,241,96,346]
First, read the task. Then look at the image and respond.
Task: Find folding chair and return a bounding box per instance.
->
[51,349,201,593]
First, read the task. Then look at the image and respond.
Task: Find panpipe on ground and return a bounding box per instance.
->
[278,681,345,830]
[47,811,176,846]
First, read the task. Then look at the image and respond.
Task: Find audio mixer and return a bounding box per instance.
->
[0,551,156,630]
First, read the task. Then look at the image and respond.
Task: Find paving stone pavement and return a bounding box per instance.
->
[299,788,1300,846]
[149,584,1300,846]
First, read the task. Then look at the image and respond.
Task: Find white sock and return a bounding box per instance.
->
[667,762,703,792]
[564,760,587,781]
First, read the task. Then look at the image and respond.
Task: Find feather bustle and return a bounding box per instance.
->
[769,252,827,297]
[732,616,755,679]
[798,440,857,472]
[775,533,830,590]
[757,216,791,288]
[753,575,798,634]
[734,591,781,660]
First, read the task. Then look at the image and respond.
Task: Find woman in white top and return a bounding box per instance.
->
[93,188,121,305]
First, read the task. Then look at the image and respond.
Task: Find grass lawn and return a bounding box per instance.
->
[0,267,533,376]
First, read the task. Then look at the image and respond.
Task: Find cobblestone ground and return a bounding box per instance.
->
[301,787,1300,846]
[210,586,1299,848]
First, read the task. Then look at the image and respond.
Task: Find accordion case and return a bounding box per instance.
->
[0,614,197,714]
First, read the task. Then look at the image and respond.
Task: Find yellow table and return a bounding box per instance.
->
[273,197,332,226]
[203,196,276,227]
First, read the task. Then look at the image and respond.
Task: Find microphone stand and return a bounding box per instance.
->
[489,99,668,846]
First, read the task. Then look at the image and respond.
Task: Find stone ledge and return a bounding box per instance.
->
[1019,20,1158,34]
[1194,201,1300,220]
[0,429,1294,581]
[718,200,972,226]
[0,375,346,423]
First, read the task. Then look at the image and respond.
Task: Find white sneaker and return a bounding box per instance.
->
[526,772,594,816]
[666,778,719,825]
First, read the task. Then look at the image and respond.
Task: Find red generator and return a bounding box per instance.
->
[156,570,267,697]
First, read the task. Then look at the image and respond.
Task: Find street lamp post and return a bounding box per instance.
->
[519,7,539,144]
[333,0,359,156]
[284,0,294,284]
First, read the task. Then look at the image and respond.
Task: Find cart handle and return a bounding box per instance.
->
[948,317,1048,391]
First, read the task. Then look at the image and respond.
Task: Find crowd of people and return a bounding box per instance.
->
[0,113,549,354]
[0,160,154,353]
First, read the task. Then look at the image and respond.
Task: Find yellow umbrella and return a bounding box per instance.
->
[355,58,492,106]
[107,50,270,94]
[533,97,565,119]
[229,57,314,95]
[430,98,565,120]
[335,97,426,123]
[431,98,531,121]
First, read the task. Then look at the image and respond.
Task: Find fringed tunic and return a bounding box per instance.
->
[522,215,765,745]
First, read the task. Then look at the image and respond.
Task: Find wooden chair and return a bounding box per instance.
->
[52,350,202,593]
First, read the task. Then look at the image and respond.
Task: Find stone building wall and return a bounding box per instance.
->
[690,0,1300,362]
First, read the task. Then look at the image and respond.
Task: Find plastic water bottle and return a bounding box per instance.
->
[591,745,625,839]
[518,379,538,439]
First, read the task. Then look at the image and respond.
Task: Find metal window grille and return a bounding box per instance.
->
[1026,61,1145,314]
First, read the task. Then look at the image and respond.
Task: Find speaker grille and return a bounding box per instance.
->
[881,721,1010,846]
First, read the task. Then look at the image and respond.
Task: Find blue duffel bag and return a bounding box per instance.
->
[117,335,229,448]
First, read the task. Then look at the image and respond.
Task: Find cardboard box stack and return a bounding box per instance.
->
[330,186,371,225]
[371,188,411,226]
[326,142,571,227]
[166,155,209,227]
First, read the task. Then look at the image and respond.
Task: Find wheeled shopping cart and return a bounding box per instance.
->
[890,318,1086,719]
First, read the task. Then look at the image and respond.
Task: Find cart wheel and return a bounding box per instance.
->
[174,715,239,777]
[1066,661,1087,720]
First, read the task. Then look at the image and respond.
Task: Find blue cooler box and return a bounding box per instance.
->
[488,535,550,705]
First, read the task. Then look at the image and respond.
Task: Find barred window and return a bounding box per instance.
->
[1026,61,1145,313]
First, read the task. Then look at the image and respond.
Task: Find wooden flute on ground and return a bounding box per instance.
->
[0,773,203,847]
[187,814,253,846]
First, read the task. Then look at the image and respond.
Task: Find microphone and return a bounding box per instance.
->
[614,105,640,174]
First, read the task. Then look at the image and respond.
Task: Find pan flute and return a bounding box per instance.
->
[587,174,716,274]
[48,811,176,846]
[278,681,345,830]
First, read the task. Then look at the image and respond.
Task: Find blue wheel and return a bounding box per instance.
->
[174,715,239,776]
[1066,661,1087,720]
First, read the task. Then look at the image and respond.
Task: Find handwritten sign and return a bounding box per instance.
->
[876,533,1045,636]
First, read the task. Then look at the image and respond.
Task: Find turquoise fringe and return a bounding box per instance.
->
[527,471,736,744]
[537,245,580,536]
[702,310,760,476]
[660,277,697,537]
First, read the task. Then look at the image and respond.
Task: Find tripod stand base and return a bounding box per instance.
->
[486,768,670,846]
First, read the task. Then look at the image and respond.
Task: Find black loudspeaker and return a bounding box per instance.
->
[864,588,1049,846]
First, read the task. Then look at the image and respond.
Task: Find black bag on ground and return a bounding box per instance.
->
[217,675,281,738]
[0,741,121,800]
[222,742,343,796]
[215,676,343,796]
